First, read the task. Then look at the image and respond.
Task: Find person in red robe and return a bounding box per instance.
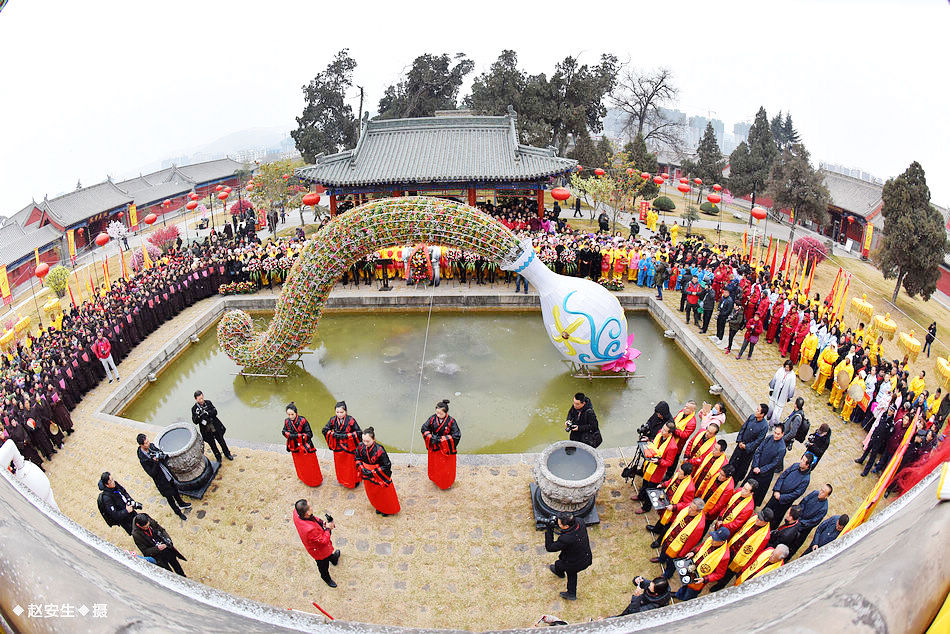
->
[756,295,770,322]
[744,284,760,322]
[355,427,400,516]
[421,399,461,490]
[789,319,811,365]
[322,401,362,488]
[765,296,785,344]
[778,309,801,357]
[282,402,322,487]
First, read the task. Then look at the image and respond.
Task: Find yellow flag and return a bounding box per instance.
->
[34,248,40,267]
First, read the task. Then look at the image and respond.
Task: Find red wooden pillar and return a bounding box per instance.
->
[329,194,338,216]
[468,187,476,207]
[536,189,544,219]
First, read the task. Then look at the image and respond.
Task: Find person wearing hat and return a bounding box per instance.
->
[675,527,732,600]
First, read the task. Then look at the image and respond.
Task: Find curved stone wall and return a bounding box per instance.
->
[1,448,946,632]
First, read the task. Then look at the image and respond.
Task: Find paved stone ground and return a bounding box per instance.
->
[45,280,883,630]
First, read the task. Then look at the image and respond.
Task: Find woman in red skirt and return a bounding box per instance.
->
[282,402,323,487]
[355,427,400,516]
[421,399,461,490]
[321,401,362,488]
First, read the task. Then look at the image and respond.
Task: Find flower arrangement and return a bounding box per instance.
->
[218,281,256,295]
[600,278,624,292]
[217,196,521,372]
[560,249,578,275]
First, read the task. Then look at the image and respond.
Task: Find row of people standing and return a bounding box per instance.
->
[281,399,462,516]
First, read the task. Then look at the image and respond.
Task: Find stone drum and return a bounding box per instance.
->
[158,422,219,499]
[531,440,605,527]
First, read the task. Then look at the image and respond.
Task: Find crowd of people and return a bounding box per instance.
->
[8,193,947,612]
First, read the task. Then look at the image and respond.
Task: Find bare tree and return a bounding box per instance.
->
[610,66,684,151]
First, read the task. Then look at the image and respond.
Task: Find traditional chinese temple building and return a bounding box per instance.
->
[0,158,244,289]
[295,110,575,217]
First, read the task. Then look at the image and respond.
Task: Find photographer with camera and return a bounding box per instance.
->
[565,393,601,448]
[191,390,234,462]
[293,499,342,588]
[612,575,671,616]
[97,471,142,535]
[136,433,191,521]
[132,513,187,577]
[544,513,592,601]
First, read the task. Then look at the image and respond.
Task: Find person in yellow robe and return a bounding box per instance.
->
[670,223,679,247]
[799,331,819,376]
[908,371,927,400]
[612,247,628,281]
[840,370,866,420]
[828,356,853,409]
[927,389,943,421]
[812,345,839,394]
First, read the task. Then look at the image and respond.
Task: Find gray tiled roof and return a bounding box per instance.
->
[42,181,132,227]
[175,158,245,184]
[114,174,154,195]
[127,180,192,207]
[820,169,882,218]
[0,223,61,265]
[5,201,40,227]
[296,113,575,187]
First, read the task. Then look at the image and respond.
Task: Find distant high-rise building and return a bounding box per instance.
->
[733,122,752,141]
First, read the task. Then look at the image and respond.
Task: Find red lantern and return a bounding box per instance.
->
[641,172,651,180]
[679,177,688,184]
[215,185,224,192]
[185,201,198,211]
[224,186,232,193]
[144,213,157,225]
[693,178,702,186]
[95,233,109,247]
[550,187,571,202]
[246,184,254,191]
[35,262,49,279]
[652,176,664,185]
[162,199,171,208]
[188,192,199,201]
[751,207,767,221]
[661,172,670,179]
[77,227,85,234]
[594,168,605,176]
[707,193,722,204]
[712,184,722,192]
[577,165,584,172]
[302,192,321,206]
[217,192,229,201]
[847,216,855,224]
[281,174,290,180]
[677,183,691,194]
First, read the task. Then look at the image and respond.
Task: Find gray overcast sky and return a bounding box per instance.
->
[0,0,947,215]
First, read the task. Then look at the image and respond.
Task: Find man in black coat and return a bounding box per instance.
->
[545,513,592,601]
[132,513,187,576]
[565,393,601,448]
[715,289,734,341]
[191,390,233,462]
[613,576,671,616]
[136,433,190,520]
[97,471,138,535]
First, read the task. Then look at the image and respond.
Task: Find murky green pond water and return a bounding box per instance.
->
[121,311,733,453]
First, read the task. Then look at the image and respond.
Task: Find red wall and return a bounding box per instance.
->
[938,266,950,297]
[9,249,61,289]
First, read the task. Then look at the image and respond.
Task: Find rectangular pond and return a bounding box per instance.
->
[120,310,734,453]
